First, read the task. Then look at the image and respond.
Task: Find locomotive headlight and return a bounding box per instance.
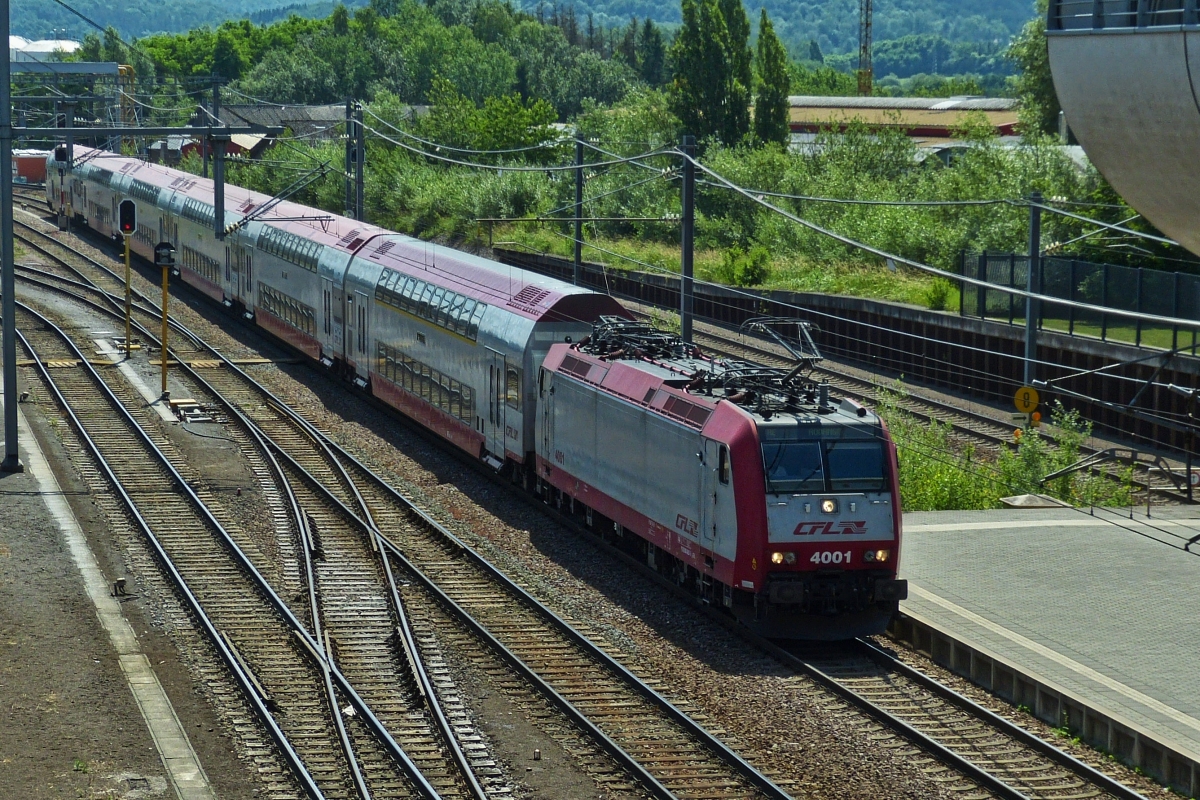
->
[783,552,796,565]
[865,549,890,563]
[770,551,784,565]
[821,499,838,514]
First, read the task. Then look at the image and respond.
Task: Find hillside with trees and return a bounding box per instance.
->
[22,0,1031,91]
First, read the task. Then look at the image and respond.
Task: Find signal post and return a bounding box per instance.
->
[118,200,135,358]
[154,243,175,398]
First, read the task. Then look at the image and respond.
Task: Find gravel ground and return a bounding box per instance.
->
[30,213,1178,799]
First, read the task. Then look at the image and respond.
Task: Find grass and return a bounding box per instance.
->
[875,382,1135,511]
[972,312,1197,352]
[495,223,956,309]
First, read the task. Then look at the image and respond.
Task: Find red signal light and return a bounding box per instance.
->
[118,199,136,235]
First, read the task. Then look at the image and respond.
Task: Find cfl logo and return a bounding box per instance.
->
[675,514,699,536]
[792,520,868,536]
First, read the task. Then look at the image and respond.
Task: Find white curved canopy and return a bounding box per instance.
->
[1047,2,1200,254]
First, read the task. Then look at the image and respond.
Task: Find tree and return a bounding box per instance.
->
[331,3,350,35]
[669,0,730,142]
[212,29,246,81]
[1007,0,1060,136]
[472,0,513,43]
[754,9,789,147]
[616,18,638,68]
[638,19,665,86]
[808,39,824,63]
[717,0,751,143]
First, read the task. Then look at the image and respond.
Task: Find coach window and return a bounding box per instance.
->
[718,445,730,484]
[506,367,521,410]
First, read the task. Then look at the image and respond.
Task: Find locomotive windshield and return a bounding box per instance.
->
[825,440,886,491]
[761,442,824,493]
[762,433,886,494]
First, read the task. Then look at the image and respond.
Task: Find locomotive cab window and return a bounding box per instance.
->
[718,445,730,484]
[762,441,824,494]
[761,430,886,494]
[825,441,886,492]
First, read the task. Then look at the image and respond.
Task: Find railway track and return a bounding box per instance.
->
[780,640,1145,800]
[13,303,437,799]
[528,496,1151,800]
[13,212,794,799]
[12,196,1154,800]
[12,235,501,799]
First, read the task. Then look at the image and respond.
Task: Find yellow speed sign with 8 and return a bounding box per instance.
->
[1014,386,1039,414]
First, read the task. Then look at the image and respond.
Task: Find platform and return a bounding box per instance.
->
[0,384,219,798]
[894,506,1200,796]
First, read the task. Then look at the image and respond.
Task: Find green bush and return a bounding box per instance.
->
[924,277,954,311]
[714,245,771,286]
[877,383,1134,511]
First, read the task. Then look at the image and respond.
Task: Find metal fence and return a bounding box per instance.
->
[960,251,1200,351]
[1049,0,1194,32]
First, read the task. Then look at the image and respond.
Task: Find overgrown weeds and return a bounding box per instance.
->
[877,382,1134,510]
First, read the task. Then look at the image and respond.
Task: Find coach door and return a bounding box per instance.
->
[241,248,253,304]
[701,437,736,561]
[486,348,506,459]
[321,277,334,340]
[354,290,370,371]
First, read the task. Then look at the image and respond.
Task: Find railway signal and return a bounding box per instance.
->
[118,199,136,235]
[154,243,176,398]
[119,200,135,359]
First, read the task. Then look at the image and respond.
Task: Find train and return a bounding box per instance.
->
[45,146,907,639]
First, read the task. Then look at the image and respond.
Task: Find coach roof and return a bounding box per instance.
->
[363,236,630,324]
[70,147,629,324]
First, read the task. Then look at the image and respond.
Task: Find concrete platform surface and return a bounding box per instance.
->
[898,506,1200,793]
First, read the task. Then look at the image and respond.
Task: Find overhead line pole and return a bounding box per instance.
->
[1,0,21,472]
[574,139,584,285]
[355,102,365,221]
[1024,190,1042,387]
[344,97,353,219]
[680,134,696,343]
[212,75,225,240]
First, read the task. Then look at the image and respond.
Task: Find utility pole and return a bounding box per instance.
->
[857,0,873,95]
[212,75,225,240]
[354,102,365,221]
[201,96,209,180]
[680,134,696,343]
[64,101,74,165]
[345,97,354,219]
[1024,191,1042,387]
[573,139,584,285]
[1,0,22,472]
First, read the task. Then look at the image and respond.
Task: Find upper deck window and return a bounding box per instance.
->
[375,269,487,341]
[257,225,322,272]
